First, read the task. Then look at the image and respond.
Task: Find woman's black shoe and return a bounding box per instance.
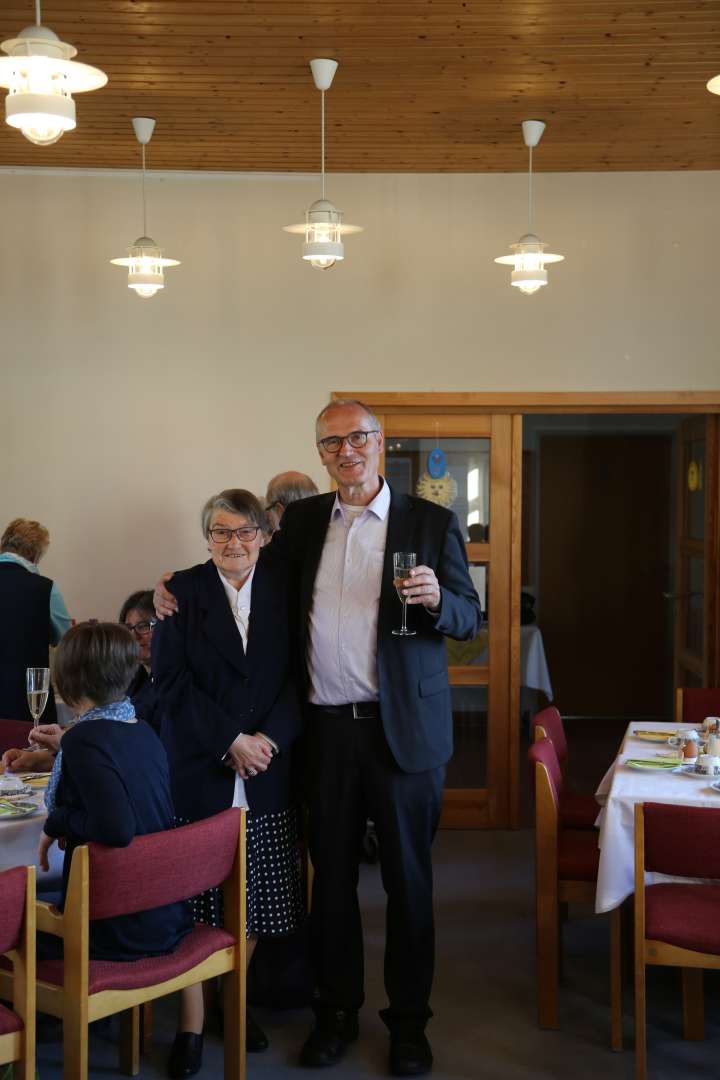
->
[247,1010,269,1052]
[167,1032,203,1078]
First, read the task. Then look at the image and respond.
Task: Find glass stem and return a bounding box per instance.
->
[401,599,408,633]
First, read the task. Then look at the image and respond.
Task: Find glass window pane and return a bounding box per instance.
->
[385,437,490,542]
[684,436,705,541]
[446,562,488,667]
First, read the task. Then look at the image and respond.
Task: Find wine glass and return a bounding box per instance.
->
[392,552,417,637]
[26,667,50,740]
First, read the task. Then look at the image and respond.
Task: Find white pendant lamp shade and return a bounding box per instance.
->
[0,3,107,146]
[494,120,564,295]
[283,58,362,270]
[110,118,180,299]
[707,75,720,95]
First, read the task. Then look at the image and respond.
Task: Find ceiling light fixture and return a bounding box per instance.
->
[111,117,180,300]
[494,120,564,295]
[283,58,362,270]
[0,0,107,146]
[707,74,720,95]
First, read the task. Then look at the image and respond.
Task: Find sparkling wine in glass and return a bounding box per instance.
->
[392,552,417,637]
[26,667,50,724]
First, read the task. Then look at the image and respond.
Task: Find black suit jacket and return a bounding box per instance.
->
[151,558,302,820]
[267,486,482,773]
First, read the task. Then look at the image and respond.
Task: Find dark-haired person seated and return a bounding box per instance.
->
[119,589,161,734]
[38,622,192,963]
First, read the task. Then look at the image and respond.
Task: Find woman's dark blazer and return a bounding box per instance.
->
[151,558,302,822]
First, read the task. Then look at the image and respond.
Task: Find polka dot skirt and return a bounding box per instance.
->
[176,806,304,937]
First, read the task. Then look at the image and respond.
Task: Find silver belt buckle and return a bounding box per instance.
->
[352,702,374,719]
[352,702,362,719]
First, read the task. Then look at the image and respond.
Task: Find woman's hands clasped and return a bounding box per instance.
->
[226,732,274,780]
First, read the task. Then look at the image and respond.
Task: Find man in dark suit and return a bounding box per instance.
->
[269,400,481,1077]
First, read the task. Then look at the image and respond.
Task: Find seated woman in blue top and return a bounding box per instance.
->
[38,621,193,962]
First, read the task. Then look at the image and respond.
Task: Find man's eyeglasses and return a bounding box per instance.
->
[124,618,157,637]
[209,525,261,544]
[317,429,379,454]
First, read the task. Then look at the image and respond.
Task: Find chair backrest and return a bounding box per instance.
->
[0,719,33,757]
[676,688,720,726]
[528,736,563,813]
[0,866,28,954]
[642,801,720,879]
[531,706,567,764]
[86,808,241,921]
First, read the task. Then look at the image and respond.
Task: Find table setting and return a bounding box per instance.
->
[594,717,720,914]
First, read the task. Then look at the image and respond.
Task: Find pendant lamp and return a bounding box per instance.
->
[283,59,362,270]
[0,0,107,146]
[111,118,180,300]
[707,74,720,95]
[494,120,564,295]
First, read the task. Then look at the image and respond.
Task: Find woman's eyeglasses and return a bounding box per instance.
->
[124,619,157,637]
[208,526,261,544]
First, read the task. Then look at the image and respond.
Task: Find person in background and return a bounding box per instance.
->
[119,589,161,733]
[38,621,193,963]
[0,517,72,724]
[152,489,304,1078]
[265,471,319,533]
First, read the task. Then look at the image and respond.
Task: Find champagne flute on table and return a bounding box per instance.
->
[392,552,417,637]
[26,667,50,747]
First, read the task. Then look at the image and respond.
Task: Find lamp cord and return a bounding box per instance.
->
[528,144,533,234]
[141,143,147,237]
[35,0,41,25]
[320,89,326,200]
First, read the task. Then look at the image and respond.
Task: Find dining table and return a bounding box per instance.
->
[594,720,720,914]
[0,773,64,886]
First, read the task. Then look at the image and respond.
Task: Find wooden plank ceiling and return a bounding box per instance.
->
[0,0,719,172]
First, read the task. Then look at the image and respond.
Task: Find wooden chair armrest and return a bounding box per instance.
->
[36,899,65,937]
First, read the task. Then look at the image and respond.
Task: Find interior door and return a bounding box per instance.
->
[673,416,719,689]
[381,413,521,828]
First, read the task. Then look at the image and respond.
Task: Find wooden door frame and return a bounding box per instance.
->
[335,391,720,827]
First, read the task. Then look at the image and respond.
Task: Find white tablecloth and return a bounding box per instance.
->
[594,721,720,913]
[0,785,63,882]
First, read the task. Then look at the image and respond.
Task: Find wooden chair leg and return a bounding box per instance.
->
[119,1006,141,1075]
[609,906,623,1051]
[223,967,246,1080]
[141,1001,153,1056]
[682,968,704,1041]
[63,993,89,1080]
[536,890,559,1029]
[634,952,646,1080]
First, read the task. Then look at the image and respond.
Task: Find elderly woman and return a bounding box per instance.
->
[0,517,72,724]
[152,488,303,1077]
[39,622,192,961]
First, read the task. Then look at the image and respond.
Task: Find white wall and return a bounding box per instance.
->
[1,167,718,619]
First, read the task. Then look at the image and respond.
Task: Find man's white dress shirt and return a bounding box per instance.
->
[308,480,390,705]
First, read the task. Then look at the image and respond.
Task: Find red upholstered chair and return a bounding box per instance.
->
[0,865,36,1080]
[0,719,33,757]
[634,802,720,1080]
[529,737,622,1050]
[675,687,720,726]
[531,707,599,829]
[32,808,244,1080]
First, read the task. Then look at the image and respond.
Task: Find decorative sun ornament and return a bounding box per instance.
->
[283,59,362,270]
[416,472,458,509]
[0,0,107,146]
[494,120,564,295]
[110,118,180,300]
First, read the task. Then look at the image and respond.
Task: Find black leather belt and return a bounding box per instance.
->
[311,701,380,719]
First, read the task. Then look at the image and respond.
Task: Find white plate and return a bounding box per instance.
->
[711,782,720,794]
[672,764,720,780]
[0,784,33,799]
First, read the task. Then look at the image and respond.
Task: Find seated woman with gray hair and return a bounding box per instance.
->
[152,488,304,1076]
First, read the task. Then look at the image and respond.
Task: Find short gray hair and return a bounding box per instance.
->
[200,489,269,538]
[266,471,318,510]
[315,399,382,438]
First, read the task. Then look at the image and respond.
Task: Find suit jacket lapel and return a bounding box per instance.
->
[199,560,249,677]
[379,489,416,635]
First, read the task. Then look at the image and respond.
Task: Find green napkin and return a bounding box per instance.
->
[625,758,679,769]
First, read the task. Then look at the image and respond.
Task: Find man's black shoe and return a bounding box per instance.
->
[167,1032,203,1078]
[299,1009,359,1067]
[246,1010,269,1053]
[389,1031,433,1077]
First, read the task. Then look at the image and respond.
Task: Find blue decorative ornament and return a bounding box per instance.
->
[428,447,446,479]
